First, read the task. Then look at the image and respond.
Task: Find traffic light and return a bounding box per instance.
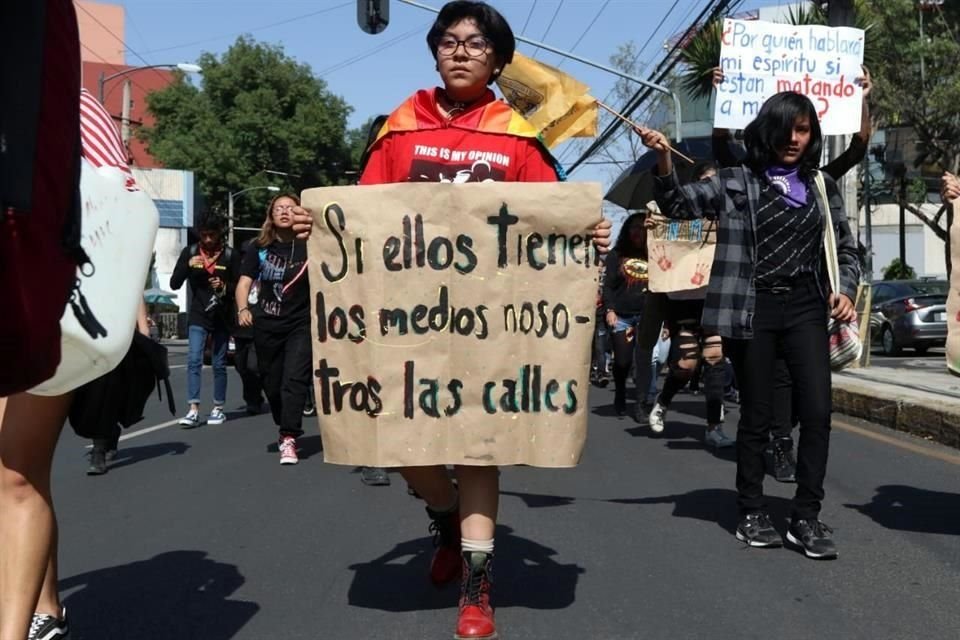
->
[357,0,389,34]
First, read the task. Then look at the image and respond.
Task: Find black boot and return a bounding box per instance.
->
[612,366,628,417]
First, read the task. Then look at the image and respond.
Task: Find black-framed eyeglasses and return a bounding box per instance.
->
[437,35,491,57]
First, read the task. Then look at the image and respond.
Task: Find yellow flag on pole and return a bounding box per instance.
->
[496,52,598,148]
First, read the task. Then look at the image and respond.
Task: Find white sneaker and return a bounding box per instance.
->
[178,409,200,428]
[705,425,736,448]
[648,402,666,434]
[207,406,226,425]
[279,436,299,465]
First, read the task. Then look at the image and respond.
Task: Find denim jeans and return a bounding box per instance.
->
[187,324,228,406]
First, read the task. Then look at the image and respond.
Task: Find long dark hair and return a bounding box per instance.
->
[614,212,648,260]
[743,91,822,177]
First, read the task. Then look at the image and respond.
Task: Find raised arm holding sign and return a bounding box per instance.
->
[714,19,865,135]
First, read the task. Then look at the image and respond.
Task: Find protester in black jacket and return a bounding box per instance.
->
[169,216,240,428]
[602,212,650,417]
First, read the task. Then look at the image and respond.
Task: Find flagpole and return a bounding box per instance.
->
[595,100,695,165]
[395,0,684,142]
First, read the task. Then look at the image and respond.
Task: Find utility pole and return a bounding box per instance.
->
[826,0,859,238]
[120,79,132,147]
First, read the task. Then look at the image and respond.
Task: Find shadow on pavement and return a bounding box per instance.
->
[105,442,190,472]
[844,485,960,535]
[607,489,794,535]
[264,434,324,459]
[60,550,258,639]
[500,490,577,508]
[347,525,583,612]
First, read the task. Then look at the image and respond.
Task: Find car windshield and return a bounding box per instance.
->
[897,281,948,296]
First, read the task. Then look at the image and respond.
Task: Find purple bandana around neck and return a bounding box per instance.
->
[764,164,808,206]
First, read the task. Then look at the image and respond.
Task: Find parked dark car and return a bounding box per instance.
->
[869,279,948,356]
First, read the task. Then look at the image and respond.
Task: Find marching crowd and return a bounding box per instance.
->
[3,2,960,640]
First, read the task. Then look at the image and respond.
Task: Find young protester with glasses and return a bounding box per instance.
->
[356,2,611,637]
[235,194,313,466]
[639,91,860,560]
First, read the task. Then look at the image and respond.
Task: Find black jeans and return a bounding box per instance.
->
[255,323,312,438]
[234,335,264,407]
[771,358,798,442]
[726,277,832,521]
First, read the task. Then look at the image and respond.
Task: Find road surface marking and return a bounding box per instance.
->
[833,417,960,466]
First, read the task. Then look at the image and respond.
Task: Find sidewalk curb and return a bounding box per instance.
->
[833,377,960,450]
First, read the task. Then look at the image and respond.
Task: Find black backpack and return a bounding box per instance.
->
[69,333,176,439]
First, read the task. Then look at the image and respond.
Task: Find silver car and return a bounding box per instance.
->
[869,279,948,356]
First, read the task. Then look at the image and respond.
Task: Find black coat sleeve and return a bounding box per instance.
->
[169,247,192,290]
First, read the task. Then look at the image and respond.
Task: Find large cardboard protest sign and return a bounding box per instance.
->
[646,214,717,293]
[947,202,960,376]
[714,19,865,134]
[303,182,602,467]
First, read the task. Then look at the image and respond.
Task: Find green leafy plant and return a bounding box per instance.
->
[882,258,917,281]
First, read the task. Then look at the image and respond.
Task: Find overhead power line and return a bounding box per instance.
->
[520,0,539,37]
[567,0,742,175]
[556,0,610,68]
[531,0,565,58]
[317,22,431,78]
[135,2,354,55]
[76,3,170,85]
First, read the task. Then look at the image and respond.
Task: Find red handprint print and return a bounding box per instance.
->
[690,262,711,286]
[652,245,672,271]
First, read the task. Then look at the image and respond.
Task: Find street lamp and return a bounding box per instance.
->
[228,186,280,248]
[97,62,202,103]
[98,63,202,145]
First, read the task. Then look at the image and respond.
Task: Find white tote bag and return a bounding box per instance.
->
[30,157,159,395]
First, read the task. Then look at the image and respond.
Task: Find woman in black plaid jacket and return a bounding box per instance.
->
[640,91,860,560]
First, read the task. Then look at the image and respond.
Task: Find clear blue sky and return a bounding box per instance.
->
[113,0,781,188]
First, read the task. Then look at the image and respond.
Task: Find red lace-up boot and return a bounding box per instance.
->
[455,551,497,639]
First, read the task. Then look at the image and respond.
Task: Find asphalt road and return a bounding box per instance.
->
[49,344,960,640]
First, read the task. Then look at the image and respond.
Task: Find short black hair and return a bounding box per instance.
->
[426,1,515,83]
[197,214,224,234]
[692,160,718,181]
[742,91,823,177]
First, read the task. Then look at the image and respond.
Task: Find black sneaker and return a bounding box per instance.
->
[786,519,838,559]
[735,513,783,548]
[766,439,797,483]
[87,448,107,476]
[360,466,391,486]
[29,607,68,640]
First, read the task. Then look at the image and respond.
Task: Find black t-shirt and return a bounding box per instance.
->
[241,239,310,333]
[602,249,648,316]
[169,244,240,331]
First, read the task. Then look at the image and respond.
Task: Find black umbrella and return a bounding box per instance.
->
[603,138,714,210]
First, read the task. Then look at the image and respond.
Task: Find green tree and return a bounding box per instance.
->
[140,36,353,226]
[881,258,916,281]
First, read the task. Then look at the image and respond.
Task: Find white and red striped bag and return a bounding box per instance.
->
[31,89,158,394]
[814,171,862,372]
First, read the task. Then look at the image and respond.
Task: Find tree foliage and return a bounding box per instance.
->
[140,36,353,225]
[882,258,916,281]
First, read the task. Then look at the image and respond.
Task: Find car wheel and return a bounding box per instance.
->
[914,344,930,356]
[881,325,901,356]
